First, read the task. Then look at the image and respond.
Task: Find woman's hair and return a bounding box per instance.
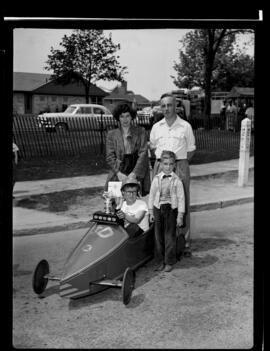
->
[113,103,137,121]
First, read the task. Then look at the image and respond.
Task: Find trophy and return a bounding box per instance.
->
[102,191,114,214]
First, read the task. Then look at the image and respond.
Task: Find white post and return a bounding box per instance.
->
[238,118,251,187]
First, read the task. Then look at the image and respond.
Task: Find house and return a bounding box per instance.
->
[103,81,151,113]
[13,72,108,114]
[226,86,254,102]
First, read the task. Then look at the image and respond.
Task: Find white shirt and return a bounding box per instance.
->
[13,143,19,152]
[121,199,149,232]
[150,115,196,159]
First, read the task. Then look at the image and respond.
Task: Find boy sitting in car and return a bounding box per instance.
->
[116,175,149,238]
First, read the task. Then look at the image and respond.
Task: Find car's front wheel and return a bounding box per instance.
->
[55,122,69,132]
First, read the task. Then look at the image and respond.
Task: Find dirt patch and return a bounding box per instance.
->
[15,170,254,220]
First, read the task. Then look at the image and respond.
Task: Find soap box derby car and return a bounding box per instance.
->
[32,193,155,305]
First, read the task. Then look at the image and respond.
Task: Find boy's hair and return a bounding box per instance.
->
[160,150,176,162]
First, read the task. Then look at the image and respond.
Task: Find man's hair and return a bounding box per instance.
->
[113,103,137,121]
[160,93,176,101]
[160,150,176,162]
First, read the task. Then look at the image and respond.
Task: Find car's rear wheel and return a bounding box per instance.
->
[122,267,135,305]
[55,122,68,132]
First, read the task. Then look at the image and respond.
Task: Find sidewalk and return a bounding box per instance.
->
[13,157,254,236]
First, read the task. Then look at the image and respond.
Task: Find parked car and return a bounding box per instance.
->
[37,104,116,132]
[135,109,153,128]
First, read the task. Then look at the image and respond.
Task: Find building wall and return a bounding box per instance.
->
[13,93,25,114]
[13,93,104,114]
[32,94,86,113]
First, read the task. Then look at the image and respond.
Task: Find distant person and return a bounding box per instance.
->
[182,99,191,120]
[116,175,149,238]
[245,102,254,119]
[149,93,196,257]
[13,142,19,194]
[245,102,254,129]
[148,150,185,272]
[237,100,247,131]
[176,99,187,120]
[226,100,237,131]
[105,103,150,196]
[220,100,227,130]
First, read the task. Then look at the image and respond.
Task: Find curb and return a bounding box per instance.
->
[190,196,253,212]
[191,167,254,181]
[13,167,254,201]
[13,196,253,237]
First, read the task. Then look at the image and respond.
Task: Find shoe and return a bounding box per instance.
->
[155,263,165,271]
[164,264,173,272]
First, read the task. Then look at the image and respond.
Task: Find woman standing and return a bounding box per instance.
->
[104,103,150,196]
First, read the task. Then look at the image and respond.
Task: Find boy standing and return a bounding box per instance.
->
[148,150,185,272]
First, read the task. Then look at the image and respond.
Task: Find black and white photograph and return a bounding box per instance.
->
[3,15,263,349]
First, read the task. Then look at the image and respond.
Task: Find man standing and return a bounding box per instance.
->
[149,93,196,257]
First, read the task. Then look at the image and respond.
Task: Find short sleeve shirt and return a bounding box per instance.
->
[121,199,149,232]
[150,115,196,159]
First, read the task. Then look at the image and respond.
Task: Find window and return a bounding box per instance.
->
[83,107,92,114]
[76,107,84,114]
[91,96,97,104]
[93,107,104,115]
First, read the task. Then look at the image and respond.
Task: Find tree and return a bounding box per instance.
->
[212,53,254,90]
[172,29,254,128]
[45,30,127,103]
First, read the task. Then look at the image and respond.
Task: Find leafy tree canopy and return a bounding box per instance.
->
[45,29,127,102]
[172,29,254,91]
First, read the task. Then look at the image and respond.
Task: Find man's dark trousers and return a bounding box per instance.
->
[154,204,177,265]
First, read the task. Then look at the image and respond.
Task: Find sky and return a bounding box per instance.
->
[13,28,254,101]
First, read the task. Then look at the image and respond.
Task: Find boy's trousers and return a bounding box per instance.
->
[154,204,177,265]
[153,158,191,249]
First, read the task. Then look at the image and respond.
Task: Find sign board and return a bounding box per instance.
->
[240,118,251,151]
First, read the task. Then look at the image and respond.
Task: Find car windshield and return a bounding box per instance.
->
[64,106,77,114]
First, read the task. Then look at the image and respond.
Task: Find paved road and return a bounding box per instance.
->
[12,203,254,349]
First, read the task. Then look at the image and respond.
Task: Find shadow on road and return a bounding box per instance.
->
[174,254,219,269]
[192,237,235,253]
[13,264,33,277]
[31,237,236,308]
[39,284,59,298]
